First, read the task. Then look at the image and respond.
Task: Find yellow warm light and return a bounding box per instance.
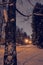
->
[24,38,32,44]
[24,39,29,43]
[0,48,5,54]
[29,40,32,44]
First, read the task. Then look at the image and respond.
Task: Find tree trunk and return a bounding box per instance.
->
[4,0,17,65]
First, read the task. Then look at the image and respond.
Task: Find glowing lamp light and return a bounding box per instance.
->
[24,38,32,44]
[24,38,29,44]
[29,40,32,44]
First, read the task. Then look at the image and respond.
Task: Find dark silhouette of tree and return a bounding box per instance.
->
[32,3,43,48]
[16,27,24,45]
[3,0,17,65]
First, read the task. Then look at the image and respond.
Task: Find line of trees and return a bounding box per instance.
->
[16,26,30,45]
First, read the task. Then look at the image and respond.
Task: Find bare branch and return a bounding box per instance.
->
[16,8,32,17]
[34,13,43,16]
[28,0,34,7]
[0,2,14,5]
[0,1,43,17]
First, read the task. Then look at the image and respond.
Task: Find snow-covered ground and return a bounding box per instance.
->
[16,45,43,65]
[0,45,43,65]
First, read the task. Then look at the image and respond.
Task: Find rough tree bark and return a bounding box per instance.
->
[3,0,17,65]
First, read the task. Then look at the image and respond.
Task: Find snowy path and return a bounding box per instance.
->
[0,45,43,65]
[16,45,43,65]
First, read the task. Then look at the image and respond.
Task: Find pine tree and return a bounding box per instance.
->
[32,3,43,48]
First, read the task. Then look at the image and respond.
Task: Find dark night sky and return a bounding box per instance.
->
[16,0,43,37]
